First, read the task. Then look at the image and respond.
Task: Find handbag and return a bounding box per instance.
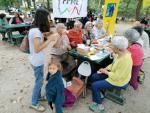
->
[19,35,29,53]
[60,52,76,75]
[67,77,84,98]
[63,88,76,107]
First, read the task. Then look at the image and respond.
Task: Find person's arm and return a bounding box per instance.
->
[62,35,71,50]
[45,73,50,85]
[34,34,56,53]
[54,30,68,48]
[54,37,62,48]
[9,18,13,24]
[46,73,50,81]
[4,17,8,25]
[98,29,108,39]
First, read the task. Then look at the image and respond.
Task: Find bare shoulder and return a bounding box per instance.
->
[47,32,58,41]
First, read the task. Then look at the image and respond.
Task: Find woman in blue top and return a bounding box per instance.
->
[28,9,55,112]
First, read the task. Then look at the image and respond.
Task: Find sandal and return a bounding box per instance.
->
[29,104,45,112]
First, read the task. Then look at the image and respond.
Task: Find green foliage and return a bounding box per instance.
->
[118,0,137,18]
[118,0,150,19]
[0,0,21,8]
[88,0,100,11]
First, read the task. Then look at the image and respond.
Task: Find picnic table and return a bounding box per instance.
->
[2,23,31,45]
[4,23,30,29]
[69,38,113,73]
[69,49,113,73]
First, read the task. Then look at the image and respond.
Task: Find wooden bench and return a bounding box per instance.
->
[0,28,7,40]
[105,88,127,105]
[11,34,25,46]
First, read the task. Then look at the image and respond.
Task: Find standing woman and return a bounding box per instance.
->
[28,9,55,112]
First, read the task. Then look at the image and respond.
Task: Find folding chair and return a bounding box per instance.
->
[77,61,91,97]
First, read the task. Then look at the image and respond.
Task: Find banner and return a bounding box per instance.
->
[143,0,150,8]
[53,0,87,18]
[103,0,120,36]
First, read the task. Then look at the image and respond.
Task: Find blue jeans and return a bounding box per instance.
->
[91,73,128,104]
[31,65,44,105]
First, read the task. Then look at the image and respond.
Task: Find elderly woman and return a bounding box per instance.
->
[50,23,71,61]
[89,36,132,112]
[67,20,83,48]
[23,12,32,24]
[83,21,95,46]
[92,19,107,39]
[49,23,76,76]
[124,29,144,90]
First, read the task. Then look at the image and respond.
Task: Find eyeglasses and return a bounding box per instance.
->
[87,25,93,27]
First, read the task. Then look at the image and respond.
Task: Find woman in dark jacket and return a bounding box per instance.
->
[9,12,23,24]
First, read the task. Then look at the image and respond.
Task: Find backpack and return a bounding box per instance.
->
[63,88,76,107]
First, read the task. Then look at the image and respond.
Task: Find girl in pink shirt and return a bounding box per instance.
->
[124,29,144,90]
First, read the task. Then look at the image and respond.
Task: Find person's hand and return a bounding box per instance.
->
[61,29,67,37]
[71,41,76,47]
[106,47,113,53]
[67,46,72,51]
[44,81,48,85]
[98,68,109,75]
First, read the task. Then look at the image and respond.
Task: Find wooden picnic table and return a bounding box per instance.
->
[69,48,113,74]
[3,24,31,30]
[2,23,31,45]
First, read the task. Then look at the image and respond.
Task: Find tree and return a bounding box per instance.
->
[136,0,143,20]
[124,0,131,17]
[0,0,22,8]
[47,0,50,11]
[32,0,36,9]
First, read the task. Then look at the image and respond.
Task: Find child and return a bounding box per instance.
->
[45,61,64,113]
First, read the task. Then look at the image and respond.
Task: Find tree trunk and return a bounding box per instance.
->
[47,0,50,11]
[26,0,31,8]
[32,0,36,9]
[125,0,131,17]
[136,0,143,20]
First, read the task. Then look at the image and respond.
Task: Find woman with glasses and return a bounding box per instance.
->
[83,21,95,46]
[50,23,71,62]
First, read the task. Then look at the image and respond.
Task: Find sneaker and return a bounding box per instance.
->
[89,102,97,111]
[29,104,45,112]
[89,102,104,113]
[98,104,105,111]
[100,92,104,99]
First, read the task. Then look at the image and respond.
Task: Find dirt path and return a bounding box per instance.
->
[0,23,150,113]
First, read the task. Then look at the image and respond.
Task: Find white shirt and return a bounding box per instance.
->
[92,26,106,39]
[28,28,45,66]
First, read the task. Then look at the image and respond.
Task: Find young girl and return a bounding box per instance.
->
[45,61,64,113]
